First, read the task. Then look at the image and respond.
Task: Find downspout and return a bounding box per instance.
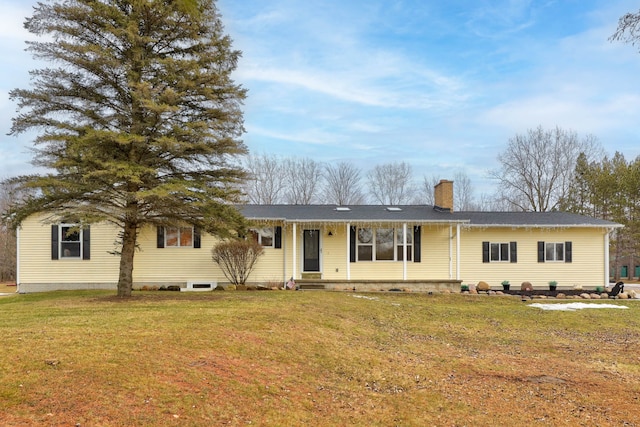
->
[16,226,20,293]
[456,223,461,281]
[402,223,407,280]
[292,223,297,280]
[346,223,351,280]
[604,228,610,286]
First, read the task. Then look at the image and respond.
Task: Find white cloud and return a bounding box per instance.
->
[463,0,538,39]
[238,56,467,111]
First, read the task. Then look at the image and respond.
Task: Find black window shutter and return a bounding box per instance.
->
[538,241,545,262]
[413,226,421,262]
[274,226,282,249]
[350,226,356,262]
[510,241,517,263]
[82,226,91,260]
[482,241,489,263]
[51,225,59,260]
[565,241,572,263]
[157,227,164,248]
[193,227,201,249]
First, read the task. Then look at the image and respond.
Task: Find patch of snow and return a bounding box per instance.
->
[529,302,629,311]
[351,295,379,301]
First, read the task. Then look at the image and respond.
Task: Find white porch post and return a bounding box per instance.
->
[456,224,461,280]
[292,223,297,280]
[346,223,351,280]
[604,229,610,286]
[402,223,407,280]
[283,224,287,285]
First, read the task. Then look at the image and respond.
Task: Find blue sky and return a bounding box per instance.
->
[2,0,640,195]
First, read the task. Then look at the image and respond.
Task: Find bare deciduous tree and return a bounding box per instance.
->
[367,161,415,205]
[489,126,602,212]
[0,180,27,282]
[476,193,511,211]
[453,171,475,211]
[211,239,264,285]
[243,154,286,204]
[0,209,16,282]
[323,162,365,205]
[610,9,640,49]
[417,174,440,205]
[284,158,323,204]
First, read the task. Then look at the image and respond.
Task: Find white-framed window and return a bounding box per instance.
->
[490,242,510,262]
[356,227,412,262]
[545,242,565,262]
[250,227,274,247]
[396,227,413,261]
[60,224,82,258]
[357,227,373,261]
[165,227,193,248]
[482,241,517,263]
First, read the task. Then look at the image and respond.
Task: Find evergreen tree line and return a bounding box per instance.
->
[562,152,640,280]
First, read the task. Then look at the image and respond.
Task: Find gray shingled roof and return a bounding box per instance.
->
[452,211,621,227]
[239,205,621,228]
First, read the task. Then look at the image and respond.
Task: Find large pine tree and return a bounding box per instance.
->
[7,0,248,297]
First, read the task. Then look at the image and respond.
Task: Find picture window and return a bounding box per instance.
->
[356,227,413,262]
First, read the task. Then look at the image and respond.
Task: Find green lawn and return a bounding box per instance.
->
[1,290,638,426]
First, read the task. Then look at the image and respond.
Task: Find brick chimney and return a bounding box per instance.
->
[434,180,453,212]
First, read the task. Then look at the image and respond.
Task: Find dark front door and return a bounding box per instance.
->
[303,229,320,272]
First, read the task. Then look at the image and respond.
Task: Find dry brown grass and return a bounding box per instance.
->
[0,290,639,426]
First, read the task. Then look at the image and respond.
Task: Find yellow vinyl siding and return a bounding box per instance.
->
[349,262,406,280]
[421,224,456,279]
[17,212,612,291]
[133,226,224,284]
[18,214,120,286]
[247,237,286,285]
[135,225,286,285]
[459,226,608,288]
[318,226,348,280]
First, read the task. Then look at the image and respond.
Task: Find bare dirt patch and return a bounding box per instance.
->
[0,282,16,293]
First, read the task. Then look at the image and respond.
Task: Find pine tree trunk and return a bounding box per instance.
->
[614,232,622,282]
[117,222,138,297]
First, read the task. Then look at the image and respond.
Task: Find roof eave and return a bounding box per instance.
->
[464,223,623,228]
[247,218,470,224]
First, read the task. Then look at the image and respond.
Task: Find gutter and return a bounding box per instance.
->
[462,223,624,229]
[248,218,469,224]
[15,226,20,293]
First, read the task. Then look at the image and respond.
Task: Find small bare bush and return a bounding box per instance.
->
[211,239,264,285]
